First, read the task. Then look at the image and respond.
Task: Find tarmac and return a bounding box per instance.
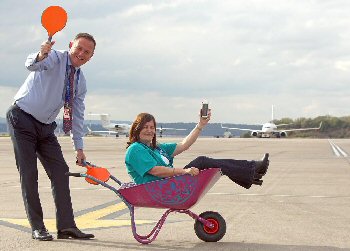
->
[0,136,350,251]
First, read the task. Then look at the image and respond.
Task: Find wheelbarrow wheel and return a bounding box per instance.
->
[194,211,226,242]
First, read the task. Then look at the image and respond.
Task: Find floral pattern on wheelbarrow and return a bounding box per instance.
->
[145,174,198,206]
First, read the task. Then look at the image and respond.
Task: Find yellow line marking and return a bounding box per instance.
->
[0,202,155,232]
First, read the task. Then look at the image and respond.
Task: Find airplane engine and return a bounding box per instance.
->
[114,125,122,132]
[251,131,258,137]
[280,131,287,137]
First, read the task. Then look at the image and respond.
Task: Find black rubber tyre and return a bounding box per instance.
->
[194,211,226,242]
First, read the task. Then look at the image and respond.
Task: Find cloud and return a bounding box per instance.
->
[0,86,18,117]
[335,60,350,71]
[1,0,350,123]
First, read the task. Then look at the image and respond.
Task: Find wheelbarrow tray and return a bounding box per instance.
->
[118,168,221,209]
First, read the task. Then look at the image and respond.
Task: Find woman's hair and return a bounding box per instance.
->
[127,113,157,149]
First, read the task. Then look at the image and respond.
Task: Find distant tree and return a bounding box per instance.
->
[274,117,293,125]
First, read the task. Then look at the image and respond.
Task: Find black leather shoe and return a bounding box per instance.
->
[254,173,263,180]
[255,153,269,177]
[57,227,94,239]
[32,228,53,241]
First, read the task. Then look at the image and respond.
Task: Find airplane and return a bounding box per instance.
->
[87,113,130,137]
[87,113,186,137]
[221,106,322,138]
[86,126,119,137]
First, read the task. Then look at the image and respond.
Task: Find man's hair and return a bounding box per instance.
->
[74,33,96,48]
[127,113,157,149]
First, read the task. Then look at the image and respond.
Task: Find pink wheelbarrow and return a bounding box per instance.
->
[66,164,226,244]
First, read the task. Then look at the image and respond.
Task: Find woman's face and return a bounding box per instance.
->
[139,120,156,145]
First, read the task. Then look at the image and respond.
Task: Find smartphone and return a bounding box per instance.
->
[201,100,209,118]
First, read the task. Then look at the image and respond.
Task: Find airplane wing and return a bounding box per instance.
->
[90,130,119,134]
[221,124,261,132]
[156,126,187,137]
[281,122,322,132]
[86,127,119,135]
[275,123,293,127]
[156,127,186,131]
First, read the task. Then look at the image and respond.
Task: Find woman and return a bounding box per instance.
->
[125,109,269,189]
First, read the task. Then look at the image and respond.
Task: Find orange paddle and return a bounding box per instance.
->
[85,164,110,185]
[41,6,67,42]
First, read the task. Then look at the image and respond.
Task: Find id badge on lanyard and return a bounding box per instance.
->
[63,105,71,120]
[158,148,171,165]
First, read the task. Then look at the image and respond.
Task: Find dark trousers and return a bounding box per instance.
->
[184,156,255,189]
[6,104,76,231]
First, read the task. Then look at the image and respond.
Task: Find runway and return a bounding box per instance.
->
[0,137,350,250]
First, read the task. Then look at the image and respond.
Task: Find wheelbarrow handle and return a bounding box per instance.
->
[75,160,94,167]
[65,172,82,177]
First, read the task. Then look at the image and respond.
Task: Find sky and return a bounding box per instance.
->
[1,0,350,124]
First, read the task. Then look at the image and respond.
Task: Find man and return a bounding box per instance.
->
[6,33,96,241]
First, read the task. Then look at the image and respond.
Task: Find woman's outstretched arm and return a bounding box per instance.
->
[172,109,211,156]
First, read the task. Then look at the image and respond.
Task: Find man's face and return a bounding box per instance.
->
[69,37,95,67]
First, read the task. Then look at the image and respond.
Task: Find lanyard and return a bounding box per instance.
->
[157,148,171,162]
[64,52,80,105]
[138,142,173,166]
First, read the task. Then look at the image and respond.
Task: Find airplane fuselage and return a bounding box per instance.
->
[104,123,131,135]
[105,123,130,131]
[261,122,278,133]
[251,122,287,138]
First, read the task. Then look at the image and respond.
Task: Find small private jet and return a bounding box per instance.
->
[221,106,322,138]
[87,113,186,137]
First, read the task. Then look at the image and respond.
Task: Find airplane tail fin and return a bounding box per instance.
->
[99,114,110,128]
[221,123,228,129]
[88,113,111,128]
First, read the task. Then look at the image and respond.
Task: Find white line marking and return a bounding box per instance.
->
[334,144,348,157]
[328,140,348,157]
[329,140,341,157]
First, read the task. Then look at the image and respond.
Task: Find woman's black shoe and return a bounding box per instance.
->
[252,179,263,186]
[254,172,263,180]
[255,153,269,177]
